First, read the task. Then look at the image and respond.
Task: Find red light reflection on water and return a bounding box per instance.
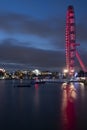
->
[61,83,77,130]
[34,83,39,111]
[35,83,39,90]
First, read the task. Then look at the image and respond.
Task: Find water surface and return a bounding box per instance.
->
[0,80,87,130]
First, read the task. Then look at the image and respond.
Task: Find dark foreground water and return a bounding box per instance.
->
[0,80,87,130]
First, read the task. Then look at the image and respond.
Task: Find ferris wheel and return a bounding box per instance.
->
[65,5,77,76]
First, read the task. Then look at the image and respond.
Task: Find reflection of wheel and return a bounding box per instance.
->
[65,6,76,76]
[68,87,77,99]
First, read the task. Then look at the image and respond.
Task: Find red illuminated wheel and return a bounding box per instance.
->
[65,5,76,76]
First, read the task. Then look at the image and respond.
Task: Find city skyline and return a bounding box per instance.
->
[0,0,87,71]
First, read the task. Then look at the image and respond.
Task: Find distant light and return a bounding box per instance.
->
[80,77,86,80]
[32,69,41,75]
[71,69,75,73]
[74,72,78,77]
[63,69,68,73]
[0,68,5,72]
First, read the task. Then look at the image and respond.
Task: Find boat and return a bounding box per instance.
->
[30,78,46,85]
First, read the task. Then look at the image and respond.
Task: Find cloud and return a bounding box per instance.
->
[75,14,87,45]
[0,12,62,36]
[0,12,65,49]
[0,38,65,71]
[77,23,87,42]
[3,11,87,51]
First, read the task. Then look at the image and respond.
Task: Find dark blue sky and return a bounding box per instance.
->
[0,0,87,71]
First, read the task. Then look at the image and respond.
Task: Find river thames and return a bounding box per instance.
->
[0,79,87,130]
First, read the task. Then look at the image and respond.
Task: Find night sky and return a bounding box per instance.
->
[0,0,87,72]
